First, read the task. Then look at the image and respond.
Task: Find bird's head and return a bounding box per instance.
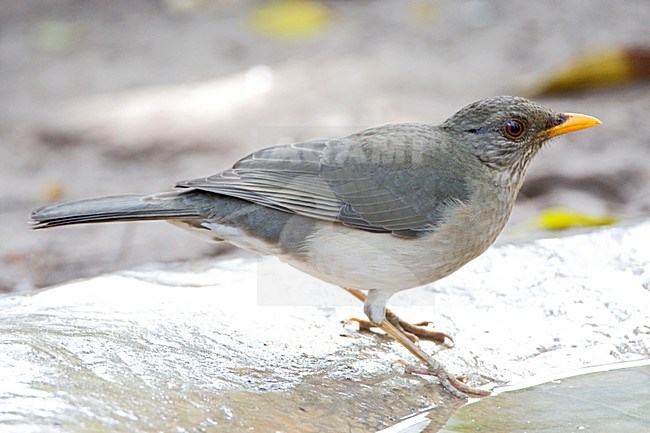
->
[442,96,601,185]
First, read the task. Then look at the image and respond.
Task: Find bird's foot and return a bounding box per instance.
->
[346,308,453,346]
[395,360,490,398]
[341,286,481,398]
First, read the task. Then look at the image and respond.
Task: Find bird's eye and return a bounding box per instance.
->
[503,119,526,139]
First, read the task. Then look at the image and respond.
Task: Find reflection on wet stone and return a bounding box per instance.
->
[1,222,649,431]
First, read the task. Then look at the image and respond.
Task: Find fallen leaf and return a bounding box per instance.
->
[41,182,65,203]
[33,20,84,53]
[536,208,618,231]
[249,0,330,41]
[408,1,438,25]
[527,46,650,96]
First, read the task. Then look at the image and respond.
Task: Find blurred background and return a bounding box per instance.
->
[2,0,649,292]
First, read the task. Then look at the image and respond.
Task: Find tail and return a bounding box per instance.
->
[30,193,202,229]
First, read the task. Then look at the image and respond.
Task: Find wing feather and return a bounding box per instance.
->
[176,125,471,236]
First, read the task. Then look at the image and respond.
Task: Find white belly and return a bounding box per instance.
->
[286,200,511,293]
[178,195,512,295]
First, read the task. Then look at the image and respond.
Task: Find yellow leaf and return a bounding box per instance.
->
[528,47,650,96]
[249,0,330,41]
[536,208,618,231]
[33,21,83,53]
[41,182,65,203]
[408,1,438,25]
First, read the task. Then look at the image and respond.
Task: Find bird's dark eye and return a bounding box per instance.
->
[503,119,526,139]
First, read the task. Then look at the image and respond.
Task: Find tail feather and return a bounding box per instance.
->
[30,194,201,229]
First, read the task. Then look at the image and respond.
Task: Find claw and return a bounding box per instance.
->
[395,360,490,397]
[345,317,383,334]
[347,310,454,346]
[395,319,454,347]
[341,287,489,399]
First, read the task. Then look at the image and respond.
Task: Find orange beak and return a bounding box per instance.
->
[545,113,602,138]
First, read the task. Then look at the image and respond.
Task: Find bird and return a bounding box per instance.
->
[30,96,601,398]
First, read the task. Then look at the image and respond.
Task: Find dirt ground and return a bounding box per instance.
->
[2,0,650,293]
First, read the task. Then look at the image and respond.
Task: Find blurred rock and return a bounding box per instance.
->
[1,221,648,432]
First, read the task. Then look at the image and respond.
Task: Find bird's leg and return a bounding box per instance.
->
[341,287,489,399]
[344,290,453,346]
[347,309,453,346]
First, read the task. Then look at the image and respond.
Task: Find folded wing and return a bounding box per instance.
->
[177,124,470,238]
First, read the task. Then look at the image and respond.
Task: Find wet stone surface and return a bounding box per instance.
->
[437,361,650,433]
[1,222,649,432]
